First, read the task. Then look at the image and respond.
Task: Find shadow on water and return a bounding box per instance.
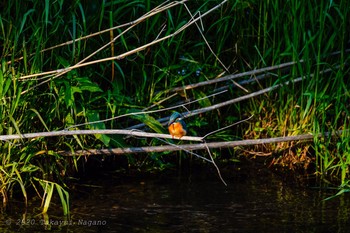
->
[1,164,350,232]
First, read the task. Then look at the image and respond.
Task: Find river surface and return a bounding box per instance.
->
[1,166,350,232]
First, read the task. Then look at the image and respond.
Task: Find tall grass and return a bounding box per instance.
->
[0,0,349,214]
[243,0,350,188]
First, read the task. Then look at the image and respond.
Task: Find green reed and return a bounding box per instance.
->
[245,0,350,188]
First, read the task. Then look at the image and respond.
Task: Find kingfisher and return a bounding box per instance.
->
[168,112,187,138]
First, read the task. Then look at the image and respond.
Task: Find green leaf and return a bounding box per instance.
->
[64,84,74,107]
[71,86,83,94]
[42,182,54,214]
[55,183,70,215]
[29,108,50,131]
[131,113,165,134]
[87,111,110,146]
[193,90,211,107]
[76,77,103,93]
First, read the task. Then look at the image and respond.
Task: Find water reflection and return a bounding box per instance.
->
[1,168,350,232]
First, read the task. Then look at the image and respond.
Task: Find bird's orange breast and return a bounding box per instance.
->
[168,122,187,138]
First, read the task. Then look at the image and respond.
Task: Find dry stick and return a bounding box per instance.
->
[16,0,187,78]
[110,21,115,82]
[0,69,333,141]
[8,5,165,66]
[49,0,227,71]
[17,0,225,97]
[128,70,316,130]
[147,70,283,118]
[170,60,303,93]
[169,49,350,94]
[16,0,181,98]
[212,71,280,93]
[0,129,203,142]
[2,116,252,187]
[19,21,139,94]
[204,142,227,186]
[9,20,136,66]
[58,130,345,156]
[127,62,294,129]
[154,64,288,114]
[18,0,222,82]
[181,68,335,119]
[128,66,334,131]
[18,1,183,95]
[66,66,332,132]
[126,76,304,130]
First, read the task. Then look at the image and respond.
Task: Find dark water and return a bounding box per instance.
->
[1,167,350,233]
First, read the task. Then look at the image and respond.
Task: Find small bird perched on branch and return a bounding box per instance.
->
[168,112,187,138]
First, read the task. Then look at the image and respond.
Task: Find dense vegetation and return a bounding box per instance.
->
[0,0,349,214]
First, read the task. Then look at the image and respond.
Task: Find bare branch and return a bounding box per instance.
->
[0,129,203,142]
[58,130,344,156]
[170,60,303,92]
[17,0,226,83]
